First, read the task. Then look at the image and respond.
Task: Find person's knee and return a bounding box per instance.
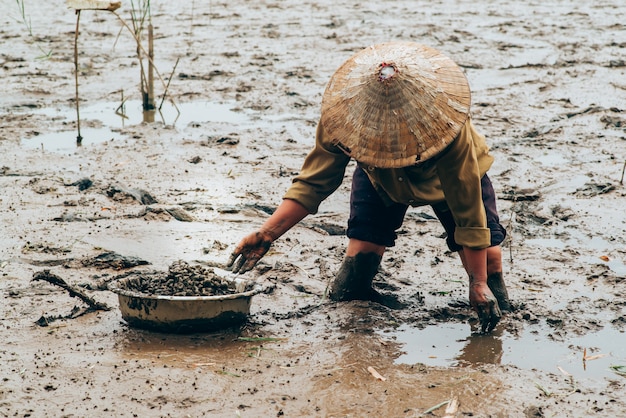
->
[346,238,385,257]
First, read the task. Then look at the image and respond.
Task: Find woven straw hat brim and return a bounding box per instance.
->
[320,42,471,168]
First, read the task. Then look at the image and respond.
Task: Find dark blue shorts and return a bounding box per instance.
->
[347,166,507,251]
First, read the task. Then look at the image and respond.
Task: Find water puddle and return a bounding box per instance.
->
[24,128,119,152]
[390,323,626,380]
[78,220,237,269]
[21,100,252,152]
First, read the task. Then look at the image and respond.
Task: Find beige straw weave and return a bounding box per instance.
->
[320,42,471,168]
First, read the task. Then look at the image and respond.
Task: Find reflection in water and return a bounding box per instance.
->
[392,322,626,379]
[456,323,503,366]
[21,100,252,152]
[114,327,246,367]
[391,321,505,368]
[143,109,156,123]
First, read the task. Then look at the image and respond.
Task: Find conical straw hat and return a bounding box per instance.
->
[320,42,471,168]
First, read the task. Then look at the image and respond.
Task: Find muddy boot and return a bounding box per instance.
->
[487,272,512,312]
[329,252,382,302]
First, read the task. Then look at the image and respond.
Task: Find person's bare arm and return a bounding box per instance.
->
[462,247,501,332]
[227,199,310,273]
[258,198,310,241]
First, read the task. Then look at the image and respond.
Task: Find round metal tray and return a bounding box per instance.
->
[108,276,262,333]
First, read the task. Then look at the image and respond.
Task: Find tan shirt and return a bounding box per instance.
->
[283,118,495,249]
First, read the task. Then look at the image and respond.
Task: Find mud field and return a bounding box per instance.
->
[1,1,626,417]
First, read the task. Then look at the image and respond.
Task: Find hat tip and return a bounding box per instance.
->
[378,63,398,82]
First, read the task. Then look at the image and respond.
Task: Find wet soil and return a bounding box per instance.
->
[1,1,626,417]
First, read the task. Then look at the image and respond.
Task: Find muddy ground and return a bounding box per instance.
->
[2,1,626,417]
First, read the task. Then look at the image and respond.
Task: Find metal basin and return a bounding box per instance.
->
[108,276,262,333]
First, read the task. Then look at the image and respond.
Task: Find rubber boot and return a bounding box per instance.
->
[329,252,382,302]
[487,272,512,312]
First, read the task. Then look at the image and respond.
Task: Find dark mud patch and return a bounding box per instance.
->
[79,251,150,270]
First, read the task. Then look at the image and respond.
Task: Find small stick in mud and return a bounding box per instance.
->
[443,397,459,418]
[367,366,387,381]
[423,400,452,415]
[32,270,111,311]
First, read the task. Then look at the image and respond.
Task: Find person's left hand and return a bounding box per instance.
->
[469,282,502,333]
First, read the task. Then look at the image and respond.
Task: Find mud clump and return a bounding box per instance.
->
[122,260,254,296]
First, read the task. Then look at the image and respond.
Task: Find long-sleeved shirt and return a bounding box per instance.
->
[283,117,495,249]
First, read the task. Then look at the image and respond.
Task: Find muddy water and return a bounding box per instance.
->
[391,323,626,380]
[20,100,254,151]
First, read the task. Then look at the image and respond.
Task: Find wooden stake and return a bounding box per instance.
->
[74,10,83,144]
[147,23,155,110]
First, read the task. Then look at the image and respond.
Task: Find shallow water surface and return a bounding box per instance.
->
[390,322,626,380]
[21,100,252,151]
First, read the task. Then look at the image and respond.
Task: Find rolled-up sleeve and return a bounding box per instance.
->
[435,121,492,249]
[283,123,351,214]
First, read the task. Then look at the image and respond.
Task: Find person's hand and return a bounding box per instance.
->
[226,230,274,274]
[469,282,502,333]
